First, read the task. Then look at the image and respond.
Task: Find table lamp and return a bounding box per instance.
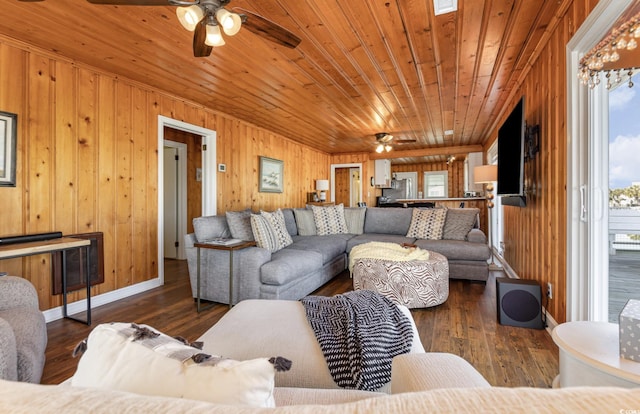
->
[316,179,329,202]
[474,165,500,270]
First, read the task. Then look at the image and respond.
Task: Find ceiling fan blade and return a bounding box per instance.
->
[396,139,417,143]
[85,0,172,5]
[232,7,301,49]
[193,18,213,57]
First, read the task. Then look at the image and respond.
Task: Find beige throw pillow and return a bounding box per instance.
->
[70,323,281,407]
[406,208,447,240]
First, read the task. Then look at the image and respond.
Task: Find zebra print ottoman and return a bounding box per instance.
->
[352,252,449,308]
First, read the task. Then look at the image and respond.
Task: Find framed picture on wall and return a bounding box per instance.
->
[0,111,17,187]
[259,156,284,193]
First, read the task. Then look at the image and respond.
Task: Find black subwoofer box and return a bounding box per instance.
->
[496,277,544,329]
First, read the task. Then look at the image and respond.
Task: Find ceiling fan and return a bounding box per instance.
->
[374,132,416,153]
[20,0,301,57]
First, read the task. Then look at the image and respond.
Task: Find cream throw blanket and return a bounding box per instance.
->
[348,242,430,273]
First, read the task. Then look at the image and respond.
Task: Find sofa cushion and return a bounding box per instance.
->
[70,322,280,407]
[346,234,416,253]
[193,215,231,242]
[442,208,479,241]
[406,209,447,240]
[344,207,366,235]
[251,215,280,252]
[260,249,324,285]
[226,209,254,241]
[413,239,490,261]
[293,209,317,236]
[261,209,293,249]
[281,208,298,237]
[287,235,348,265]
[312,204,349,235]
[363,207,413,235]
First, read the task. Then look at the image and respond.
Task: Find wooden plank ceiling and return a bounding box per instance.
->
[1,0,564,160]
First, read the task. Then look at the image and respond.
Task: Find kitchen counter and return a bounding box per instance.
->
[396,197,486,202]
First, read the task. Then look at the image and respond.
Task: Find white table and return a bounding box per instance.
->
[552,321,640,387]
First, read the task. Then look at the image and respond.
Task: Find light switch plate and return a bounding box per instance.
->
[218,163,226,172]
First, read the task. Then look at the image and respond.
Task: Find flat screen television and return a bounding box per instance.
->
[497,96,526,207]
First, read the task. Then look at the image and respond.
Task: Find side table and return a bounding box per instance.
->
[0,237,92,324]
[193,240,256,312]
[552,321,640,387]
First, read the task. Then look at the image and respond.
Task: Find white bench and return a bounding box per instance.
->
[609,209,640,255]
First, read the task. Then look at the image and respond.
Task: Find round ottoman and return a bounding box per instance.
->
[352,251,449,308]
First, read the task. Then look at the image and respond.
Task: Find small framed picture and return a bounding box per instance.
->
[0,111,17,187]
[259,156,284,193]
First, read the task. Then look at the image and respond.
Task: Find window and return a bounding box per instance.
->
[423,171,448,197]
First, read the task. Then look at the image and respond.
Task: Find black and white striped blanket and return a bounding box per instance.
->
[301,290,413,391]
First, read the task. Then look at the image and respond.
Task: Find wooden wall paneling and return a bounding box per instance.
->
[497,0,597,324]
[0,44,25,277]
[115,82,133,289]
[27,54,55,308]
[53,61,77,238]
[77,68,99,239]
[97,76,117,296]
[131,87,148,286]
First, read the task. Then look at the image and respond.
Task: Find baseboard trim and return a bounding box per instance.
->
[43,278,163,323]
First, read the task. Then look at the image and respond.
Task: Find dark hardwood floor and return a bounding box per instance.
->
[42,259,559,387]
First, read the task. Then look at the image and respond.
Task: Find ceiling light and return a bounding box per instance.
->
[176,3,242,47]
[444,129,454,136]
[205,23,226,47]
[385,145,392,152]
[216,9,242,36]
[375,144,384,153]
[176,5,204,31]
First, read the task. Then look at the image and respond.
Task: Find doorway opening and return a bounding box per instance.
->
[157,116,216,285]
[330,163,363,207]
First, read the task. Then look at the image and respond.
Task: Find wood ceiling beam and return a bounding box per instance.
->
[368,144,483,160]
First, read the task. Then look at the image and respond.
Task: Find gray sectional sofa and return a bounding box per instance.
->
[184,207,490,305]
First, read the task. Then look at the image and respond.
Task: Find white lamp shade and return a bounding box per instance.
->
[176,5,204,32]
[205,24,226,47]
[216,9,242,36]
[474,165,497,184]
[315,179,329,191]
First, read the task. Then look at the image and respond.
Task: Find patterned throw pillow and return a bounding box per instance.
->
[250,214,279,252]
[406,208,447,240]
[260,209,293,249]
[311,204,349,236]
[70,322,285,408]
[225,209,254,241]
[442,208,479,240]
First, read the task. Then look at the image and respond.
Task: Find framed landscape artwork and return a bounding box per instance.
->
[259,156,284,193]
[0,111,17,187]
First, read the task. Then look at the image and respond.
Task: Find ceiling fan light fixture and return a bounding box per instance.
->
[375,144,384,153]
[385,144,392,152]
[205,23,226,47]
[216,9,242,36]
[176,5,204,32]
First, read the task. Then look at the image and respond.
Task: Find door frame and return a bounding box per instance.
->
[157,116,216,284]
[330,163,363,205]
[163,141,187,260]
[566,0,632,321]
